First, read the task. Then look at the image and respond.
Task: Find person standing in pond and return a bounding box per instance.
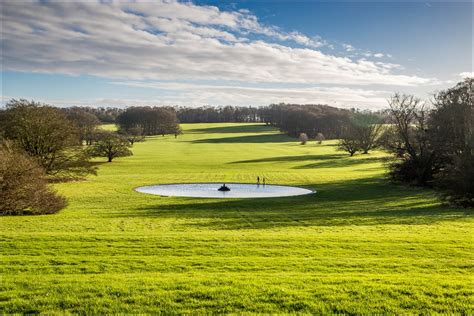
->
[263,177,266,185]
[257,176,260,185]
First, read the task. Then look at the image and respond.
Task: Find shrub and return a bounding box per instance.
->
[315,133,325,144]
[0,142,66,215]
[299,133,308,145]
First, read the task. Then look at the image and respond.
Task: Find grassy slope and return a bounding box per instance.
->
[0,123,472,314]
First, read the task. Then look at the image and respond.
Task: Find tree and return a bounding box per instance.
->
[63,107,100,145]
[315,132,325,144]
[259,103,351,139]
[120,126,145,145]
[355,124,383,154]
[116,107,180,136]
[0,141,66,215]
[89,131,133,162]
[429,79,473,205]
[2,99,95,179]
[299,133,308,145]
[382,94,440,185]
[338,125,360,156]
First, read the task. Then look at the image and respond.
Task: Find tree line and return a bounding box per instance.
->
[176,106,260,123]
[65,104,386,143]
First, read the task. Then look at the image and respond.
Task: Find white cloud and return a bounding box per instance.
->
[459,72,474,78]
[108,81,391,109]
[342,43,355,52]
[0,0,434,88]
[1,0,444,111]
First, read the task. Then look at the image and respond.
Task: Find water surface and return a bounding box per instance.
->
[135,183,315,198]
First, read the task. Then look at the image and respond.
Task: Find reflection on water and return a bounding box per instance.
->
[135,183,315,198]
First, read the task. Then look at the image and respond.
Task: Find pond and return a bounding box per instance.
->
[135,183,315,199]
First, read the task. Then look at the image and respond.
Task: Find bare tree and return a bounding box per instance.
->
[357,124,383,154]
[383,93,438,185]
[338,127,359,156]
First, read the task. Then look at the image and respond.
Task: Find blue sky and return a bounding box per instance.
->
[1,0,472,109]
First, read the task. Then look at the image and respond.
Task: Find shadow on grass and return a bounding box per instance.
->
[191,133,292,144]
[232,154,346,164]
[188,124,278,134]
[232,154,386,169]
[112,177,470,229]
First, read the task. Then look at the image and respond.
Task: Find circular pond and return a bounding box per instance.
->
[135,183,315,199]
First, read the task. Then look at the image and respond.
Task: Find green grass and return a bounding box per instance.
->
[1,123,472,314]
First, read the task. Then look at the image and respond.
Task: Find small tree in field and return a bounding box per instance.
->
[315,132,325,144]
[89,131,133,162]
[338,137,359,156]
[356,124,383,154]
[0,141,66,215]
[338,125,360,156]
[121,126,145,145]
[299,133,308,145]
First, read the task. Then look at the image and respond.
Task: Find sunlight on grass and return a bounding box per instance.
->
[0,123,472,313]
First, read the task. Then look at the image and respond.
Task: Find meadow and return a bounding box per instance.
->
[0,123,472,314]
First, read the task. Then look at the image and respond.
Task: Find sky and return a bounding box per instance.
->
[1,0,472,110]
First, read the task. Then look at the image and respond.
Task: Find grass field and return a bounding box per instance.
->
[0,123,472,314]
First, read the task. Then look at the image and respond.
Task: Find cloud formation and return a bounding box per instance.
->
[0,0,441,108]
[1,0,434,86]
[109,80,390,108]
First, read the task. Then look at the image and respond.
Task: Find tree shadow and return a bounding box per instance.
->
[111,177,470,229]
[188,124,278,134]
[295,156,387,169]
[191,134,292,144]
[232,154,347,164]
[231,154,386,169]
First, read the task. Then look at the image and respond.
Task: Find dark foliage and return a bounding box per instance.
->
[116,106,180,136]
[78,107,124,123]
[62,107,101,145]
[119,126,145,145]
[259,103,352,139]
[88,131,133,162]
[177,106,260,123]
[0,141,66,215]
[430,79,473,205]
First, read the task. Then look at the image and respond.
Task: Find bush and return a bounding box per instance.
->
[435,154,474,207]
[299,133,308,145]
[0,142,66,215]
[315,133,325,144]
